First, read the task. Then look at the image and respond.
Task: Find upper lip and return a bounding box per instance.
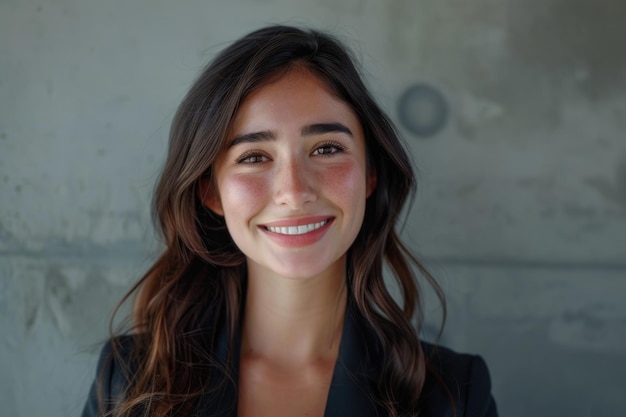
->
[260,215,334,228]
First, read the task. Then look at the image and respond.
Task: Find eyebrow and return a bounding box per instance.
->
[301,122,353,137]
[228,122,353,148]
[228,131,275,148]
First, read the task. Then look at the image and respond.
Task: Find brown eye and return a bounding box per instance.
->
[236,152,269,164]
[312,142,346,156]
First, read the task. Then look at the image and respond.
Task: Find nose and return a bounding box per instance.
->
[274,159,317,208]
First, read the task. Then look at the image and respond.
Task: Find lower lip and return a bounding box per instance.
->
[260,219,334,247]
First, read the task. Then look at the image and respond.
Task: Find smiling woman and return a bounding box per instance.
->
[206,70,372,280]
[81,25,498,417]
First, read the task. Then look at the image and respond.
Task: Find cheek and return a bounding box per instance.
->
[218,175,268,247]
[220,175,268,212]
[219,175,268,226]
[321,164,367,205]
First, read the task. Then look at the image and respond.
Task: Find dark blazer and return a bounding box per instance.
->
[82,304,498,417]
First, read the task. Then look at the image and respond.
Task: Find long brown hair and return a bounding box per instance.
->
[105,25,446,417]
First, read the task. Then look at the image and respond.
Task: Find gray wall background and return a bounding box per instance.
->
[1,0,625,416]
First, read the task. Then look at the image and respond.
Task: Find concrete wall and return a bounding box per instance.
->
[1,1,625,416]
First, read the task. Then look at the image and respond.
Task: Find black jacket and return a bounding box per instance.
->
[82,304,497,417]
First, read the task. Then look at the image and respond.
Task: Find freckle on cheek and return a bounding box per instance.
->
[230,179,267,202]
[324,165,363,195]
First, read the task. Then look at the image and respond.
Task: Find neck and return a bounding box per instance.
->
[241,259,348,365]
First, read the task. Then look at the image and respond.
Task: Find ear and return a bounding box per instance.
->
[366,167,377,197]
[199,178,224,216]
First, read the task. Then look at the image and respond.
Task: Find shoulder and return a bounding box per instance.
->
[419,341,498,417]
[81,335,137,417]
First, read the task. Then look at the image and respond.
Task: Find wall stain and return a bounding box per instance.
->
[584,157,626,209]
[457,182,480,198]
[508,0,626,100]
[0,220,23,251]
[25,305,38,331]
[45,266,73,335]
[38,263,133,341]
[397,0,626,139]
[562,310,605,329]
[46,266,72,307]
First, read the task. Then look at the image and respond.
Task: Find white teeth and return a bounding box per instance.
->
[266,220,328,235]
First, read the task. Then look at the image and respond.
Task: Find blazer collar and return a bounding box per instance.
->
[195,301,386,417]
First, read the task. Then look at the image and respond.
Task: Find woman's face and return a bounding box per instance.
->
[205,69,375,280]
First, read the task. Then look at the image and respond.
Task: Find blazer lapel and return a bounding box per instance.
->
[323,303,386,417]
[194,319,240,417]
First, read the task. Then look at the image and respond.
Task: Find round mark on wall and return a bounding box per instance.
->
[397,84,448,137]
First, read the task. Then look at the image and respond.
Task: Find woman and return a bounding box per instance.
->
[82,25,498,417]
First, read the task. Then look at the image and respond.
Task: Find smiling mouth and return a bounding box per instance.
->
[263,219,330,235]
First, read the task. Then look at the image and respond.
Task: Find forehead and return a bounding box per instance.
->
[230,69,362,134]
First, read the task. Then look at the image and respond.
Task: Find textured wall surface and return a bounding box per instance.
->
[1,1,625,416]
